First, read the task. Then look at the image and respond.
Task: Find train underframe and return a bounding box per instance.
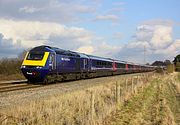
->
[38,69,151,84]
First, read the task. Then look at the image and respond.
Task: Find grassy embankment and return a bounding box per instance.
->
[0,73,154,125]
[0,73,179,125]
[0,58,24,81]
[104,73,180,125]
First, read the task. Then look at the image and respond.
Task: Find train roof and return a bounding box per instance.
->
[87,55,113,62]
[29,46,80,57]
[78,53,89,58]
[29,45,53,52]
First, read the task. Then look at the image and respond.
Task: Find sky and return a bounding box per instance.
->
[0,0,179,64]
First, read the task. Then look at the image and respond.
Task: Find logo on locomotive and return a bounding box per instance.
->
[61,58,70,61]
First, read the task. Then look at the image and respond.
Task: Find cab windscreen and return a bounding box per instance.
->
[27,52,45,60]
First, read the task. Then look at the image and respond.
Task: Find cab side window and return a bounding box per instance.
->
[49,54,53,63]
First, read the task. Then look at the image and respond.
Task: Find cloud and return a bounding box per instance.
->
[19,6,42,13]
[93,14,119,22]
[0,18,121,59]
[0,18,97,58]
[0,33,23,58]
[93,41,121,58]
[116,20,179,63]
[112,2,125,6]
[136,25,172,49]
[0,19,93,50]
[0,18,178,63]
[0,0,97,24]
[77,46,94,54]
[142,19,174,26]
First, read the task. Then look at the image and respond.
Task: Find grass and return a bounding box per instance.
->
[1,82,116,125]
[104,79,159,125]
[104,73,180,125]
[0,73,154,125]
[0,74,25,81]
[178,72,180,82]
[1,73,179,125]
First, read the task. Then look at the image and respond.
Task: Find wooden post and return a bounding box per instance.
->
[134,76,138,94]
[125,78,128,91]
[90,91,95,124]
[116,81,120,104]
[139,75,142,88]
[137,76,139,84]
[131,77,134,94]
[141,76,144,91]
[146,74,148,82]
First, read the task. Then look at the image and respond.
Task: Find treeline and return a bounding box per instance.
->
[0,50,27,75]
[0,58,23,75]
[151,60,172,67]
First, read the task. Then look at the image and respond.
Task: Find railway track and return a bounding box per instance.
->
[0,80,27,86]
[0,81,42,93]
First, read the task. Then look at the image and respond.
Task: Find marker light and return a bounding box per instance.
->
[36,66,42,69]
[21,65,26,68]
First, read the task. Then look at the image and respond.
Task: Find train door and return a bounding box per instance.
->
[126,64,128,72]
[83,58,88,70]
[112,61,117,71]
[49,53,56,71]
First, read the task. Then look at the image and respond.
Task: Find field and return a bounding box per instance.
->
[0,72,179,125]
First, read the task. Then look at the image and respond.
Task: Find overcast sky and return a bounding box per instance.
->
[0,0,179,63]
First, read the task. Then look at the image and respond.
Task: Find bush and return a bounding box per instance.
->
[0,58,23,75]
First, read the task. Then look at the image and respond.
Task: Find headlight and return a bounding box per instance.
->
[21,65,26,68]
[36,66,42,69]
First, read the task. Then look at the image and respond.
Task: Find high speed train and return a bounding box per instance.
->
[21,46,155,83]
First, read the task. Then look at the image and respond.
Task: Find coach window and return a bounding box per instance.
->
[99,61,102,66]
[102,62,105,66]
[97,61,99,66]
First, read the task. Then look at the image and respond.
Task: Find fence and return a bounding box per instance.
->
[86,72,155,125]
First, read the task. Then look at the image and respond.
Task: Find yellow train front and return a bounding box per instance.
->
[21,46,55,83]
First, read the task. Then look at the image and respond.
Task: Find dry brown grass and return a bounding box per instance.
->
[0,74,25,81]
[104,73,180,125]
[1,81,116,125]
[0,73,155,125]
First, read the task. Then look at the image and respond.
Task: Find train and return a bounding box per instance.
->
[21,46,155,83]
[173,54,180,71]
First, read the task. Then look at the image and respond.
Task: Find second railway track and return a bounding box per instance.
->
[0,81,42,93]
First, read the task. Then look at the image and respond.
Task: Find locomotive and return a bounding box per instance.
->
[21,46,155,83]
